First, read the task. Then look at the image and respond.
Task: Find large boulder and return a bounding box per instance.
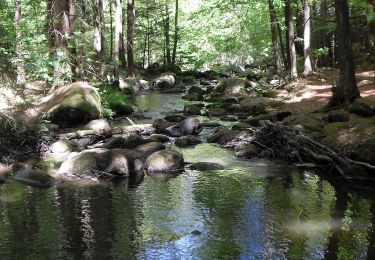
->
[26,82,102,126]
[166,117,202,137]
[153,73,176,89]
[14,169,56,188]
[58,148,143,178]
[207,128,253,147]
[145,149,184,173]
[235,144,259,158]
[214,79,251,95]
[174,135,202,148]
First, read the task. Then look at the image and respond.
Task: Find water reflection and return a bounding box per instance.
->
[1,163,375,259]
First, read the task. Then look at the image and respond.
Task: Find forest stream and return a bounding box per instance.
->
[1,91,375,260]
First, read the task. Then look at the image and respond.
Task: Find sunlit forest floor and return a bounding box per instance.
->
[281,69,375,115]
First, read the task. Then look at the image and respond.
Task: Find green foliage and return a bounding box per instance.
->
[98,85,134,118]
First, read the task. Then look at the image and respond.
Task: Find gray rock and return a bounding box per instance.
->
[189,162,224,171]
[14,169,56,188]
[149,134,170,143]
[153,73,176,89]
[145,149,184,173]
[84,119,112,135]
[182,92,204,101]
[103,135,145,149]
[235,144,259,158]
[166,117,202,137]
[183,104,201,115]
[175,136,202,148]
[0,176,5,184]
[134,142,165,157]
[208,108,226,117]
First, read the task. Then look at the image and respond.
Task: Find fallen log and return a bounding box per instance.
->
[252,121,375,179]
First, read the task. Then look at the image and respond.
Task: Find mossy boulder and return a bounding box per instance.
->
[174,135,202,147]
[235,144,259,158]
[145,149,184,173]
[350,98,375,116]
[14,169,56,188]
[188,162,224,171]
[35,82,102,126]
[327,110,350,123]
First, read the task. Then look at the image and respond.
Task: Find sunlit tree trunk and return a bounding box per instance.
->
[268,0,283,74]
[303,0,313,76]
[110,0,114,60]
[120,6,127,68]
[164,3,171,65]
[368,0,375,73]
[48,0,76,86]
[328,0,360,107]
[113,0,122,81]
[93,0,101,53]
[127,0,135,77]
[285,0,298,78]
[15,0,25,86]
[172,0,178,65]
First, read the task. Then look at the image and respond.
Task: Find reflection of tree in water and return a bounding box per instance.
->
[325,190,373,260]
[192,170,257,259]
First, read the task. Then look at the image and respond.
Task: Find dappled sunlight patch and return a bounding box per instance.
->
[287,220,335,235]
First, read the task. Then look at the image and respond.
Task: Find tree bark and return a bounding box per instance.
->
[93,0,101,53]
[113,0,122,81]
[268,0,283,74]
[164,3,171,65]
[303,0,313,76]
[127,0,135,77]
[368,0,375,74]
[120,6,127,68]
[285,0,298,78]
[328,0,360,107]
[48,0,76,86]
[15,0,25,86]
[172,0,178,65]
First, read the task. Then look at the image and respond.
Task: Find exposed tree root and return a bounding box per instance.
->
[253,121,375,180]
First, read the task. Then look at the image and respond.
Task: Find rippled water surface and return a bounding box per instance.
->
[1,92,375,259]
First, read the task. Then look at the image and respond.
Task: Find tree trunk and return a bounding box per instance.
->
[164,3,171,65]
[99,0,106,75]
[303,0,313,76]
[285,0,298,78]
[368,0,375,73]
[48,0,76,86]
[113,0,122,81]
[15,0,25,86]
[268,0,283,74]
[127,0,135,77]
[172,0,178,65]
[120,6,127,68]
[328,0,360,107]
[110,0,114,60]
[93,0,101,53]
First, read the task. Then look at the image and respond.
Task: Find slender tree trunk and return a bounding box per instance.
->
[303,0,313,76]
[93,0,101,53]
[120,6,127,68]
[110,0,114,59]
[113,0,122,81]
[127,0,135,77]
[285,0,298,78]
[277,21,287,68]
[48,0,76,86]
[164,3,171,65]
[328,0,360,106]
[172,0,178,65]
[268,0,283,74]
[99,0,106,75]
[15,0,25,86]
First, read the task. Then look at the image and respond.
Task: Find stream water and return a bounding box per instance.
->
[1,92,375,259]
